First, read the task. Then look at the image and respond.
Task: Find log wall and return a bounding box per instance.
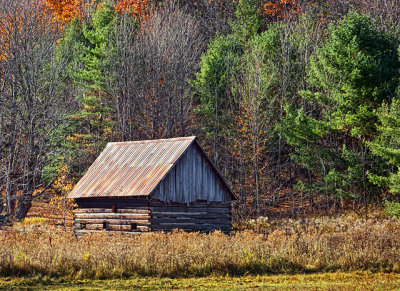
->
[73,198,150,235]
[150,201,232,233]
[72,198,232,235]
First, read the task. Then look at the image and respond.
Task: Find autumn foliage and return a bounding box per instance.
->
[0,1,54,60]
[45,0,82,22]
[115,0,152,19]
[44,0,153,23]
[263,0,300,20]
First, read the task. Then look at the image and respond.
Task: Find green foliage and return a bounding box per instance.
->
[307,12,399,137]
[41,120,80,185]
[384,200,400,219]
[247,26,279,54]
[281,106,369,199]
[74,2,115,91]
[238,25,281,111]
[196,0,261,120]
[193,34,242,135]
[66,2,116,124]
[368,99,400,194]
[243,22,287,78]
[230,0,261,44]
[44,3,117,183]
[282,105,331,172]
[283,13,400,200]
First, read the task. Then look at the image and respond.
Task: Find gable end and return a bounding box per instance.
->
[149,140,236,204]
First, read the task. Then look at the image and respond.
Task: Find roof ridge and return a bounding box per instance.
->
[107,136,196,146]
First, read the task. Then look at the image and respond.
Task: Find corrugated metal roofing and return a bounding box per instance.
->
[67,136,197,199]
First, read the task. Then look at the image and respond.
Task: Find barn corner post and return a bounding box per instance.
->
[68,137,236,235]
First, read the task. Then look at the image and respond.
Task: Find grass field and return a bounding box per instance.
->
[1,203,400,289]
[1,272,400,290]
[2,213,400,278]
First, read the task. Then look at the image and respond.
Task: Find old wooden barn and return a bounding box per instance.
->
[67,136,236,235]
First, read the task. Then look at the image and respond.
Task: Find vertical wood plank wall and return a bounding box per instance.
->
[151,143,231,204]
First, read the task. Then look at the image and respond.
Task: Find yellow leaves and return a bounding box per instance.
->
[104,127,113,135]
[15,217,49,228]
[50,158,75,211]
[12,250,27,266]
[66,133,84,141]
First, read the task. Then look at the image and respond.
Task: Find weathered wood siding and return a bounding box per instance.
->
[73,198,150,235]
[150,201,232,233]
[151,143,231,204]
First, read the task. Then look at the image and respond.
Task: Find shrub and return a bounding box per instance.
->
[384,200,400,219]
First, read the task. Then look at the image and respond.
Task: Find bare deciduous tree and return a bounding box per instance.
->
[109,1,205,140]
[0,0,67,221]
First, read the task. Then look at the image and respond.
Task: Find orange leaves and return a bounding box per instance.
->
[0,26,7,62]
[44,0,152,27]
[263,0,300,20]
[0,1,55,62]
[44,0,97,27]
[44,0,81,23]
[66,133,85,141]
[115,0,151,19]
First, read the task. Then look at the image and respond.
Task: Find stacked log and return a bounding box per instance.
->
[150,202,232,233]
[73,208,150,235]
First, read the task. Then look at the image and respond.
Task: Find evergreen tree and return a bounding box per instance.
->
[43,2,117,182]
[70,2,115,146]
[230,0,261,44]
[307,12,399,137]
[368,98,400,194]
[192,34,242,162]
[283,13,400,207]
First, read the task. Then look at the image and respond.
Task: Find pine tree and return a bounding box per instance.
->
[192,34,242,163]
[230,0,261,44]
[44,2,117,182]
[368,98,400,194]
[307,12,399,137]
[283,12,400,208]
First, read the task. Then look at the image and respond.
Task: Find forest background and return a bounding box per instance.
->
[1,0,400,222]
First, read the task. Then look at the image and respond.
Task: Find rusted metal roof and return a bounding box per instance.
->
[67,136,197,199]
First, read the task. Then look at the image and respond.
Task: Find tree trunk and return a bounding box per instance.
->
[5,82,17,216]
[0,196,3,213]
[15,195,32,220]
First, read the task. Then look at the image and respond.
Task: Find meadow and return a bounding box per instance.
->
[1,212,400,280]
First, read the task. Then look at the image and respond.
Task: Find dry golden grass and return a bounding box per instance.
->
[1,213,400,279]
